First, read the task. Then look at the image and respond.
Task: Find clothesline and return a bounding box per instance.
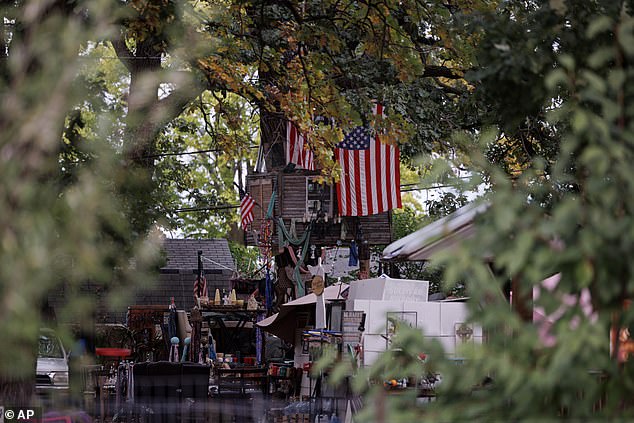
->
[201,255,235,273]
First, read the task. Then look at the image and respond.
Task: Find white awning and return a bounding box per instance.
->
[256,283,348,343]
[382,201,489,262]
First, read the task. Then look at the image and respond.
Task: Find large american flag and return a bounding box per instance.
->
[239,194,255,228]
[335,106,401,216]
[286,122,315,171]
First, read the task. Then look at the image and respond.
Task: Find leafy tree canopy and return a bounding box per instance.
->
[58,0,497,233]
[326,1,634,421]
[5,0,611,410]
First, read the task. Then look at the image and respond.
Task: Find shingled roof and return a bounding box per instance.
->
[161,238,235,273]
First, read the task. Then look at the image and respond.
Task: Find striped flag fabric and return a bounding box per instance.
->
[193,276,208,299]
[335,105,402,216]
[286,122,315,171]
[239,194,255,228]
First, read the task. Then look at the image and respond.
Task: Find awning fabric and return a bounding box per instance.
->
[256,283,348,343]
[382,201,489,262]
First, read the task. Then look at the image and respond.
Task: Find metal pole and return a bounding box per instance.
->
[193,250,204,362]
[197,250,203,298]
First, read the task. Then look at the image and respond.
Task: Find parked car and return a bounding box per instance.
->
[36,328,69,394]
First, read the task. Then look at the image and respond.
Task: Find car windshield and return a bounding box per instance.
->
[38,333,64,359]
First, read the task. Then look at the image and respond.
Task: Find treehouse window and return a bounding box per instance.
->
[306,177,333,219]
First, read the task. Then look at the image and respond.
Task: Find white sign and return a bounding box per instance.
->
[382,280,429,302]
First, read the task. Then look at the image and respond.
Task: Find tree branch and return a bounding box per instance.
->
[423,65,464,79]
[435,78,464,95]
[126,71,207,165]
[150,73,207,134]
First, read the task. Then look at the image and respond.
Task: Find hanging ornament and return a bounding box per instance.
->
[259,219,273,265]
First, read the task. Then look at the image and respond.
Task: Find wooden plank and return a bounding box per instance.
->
[246,173,394,247]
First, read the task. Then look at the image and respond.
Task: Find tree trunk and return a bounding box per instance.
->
[112,34,206,232]
[260,108,287,170]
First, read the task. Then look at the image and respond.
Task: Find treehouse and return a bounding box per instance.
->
[244,111,398,251]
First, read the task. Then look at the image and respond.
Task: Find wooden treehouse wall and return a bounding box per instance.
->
[245,175,274,243]
[245,172,392,248]
[244,110,393,249]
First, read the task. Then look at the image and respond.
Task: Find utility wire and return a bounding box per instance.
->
[145,145,259,159]
[60,145,260,165]
[201,255,235,272]
[401,183,466,193]
[400,176,470,187]
[173,204,239,213]
[169,182,472,214]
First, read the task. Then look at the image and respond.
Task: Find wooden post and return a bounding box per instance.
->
[358,241,370,280]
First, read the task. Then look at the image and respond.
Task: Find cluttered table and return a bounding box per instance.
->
[201,307,265,353]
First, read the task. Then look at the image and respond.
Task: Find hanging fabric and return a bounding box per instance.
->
[265,268,273,311]
[255,312,265,365]
[277,217,313,297]
[208,334,217,361]
[193,276,208,303]
[168,298,177,340]
[266,190,277,219]
[293,244,310,297]
[340,218,348,239]
[290,218,298,240]
[349,240,359,267]
[277,254,294,289]
[277,217,311,246]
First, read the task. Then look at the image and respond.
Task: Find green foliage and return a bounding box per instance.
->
[390,201,442,292]
[9,0,632,416]
[70,40,258,236]
[154,92,258,236]
[63,0,501,236]
[228,242,260,277]
[391,195,426,242]
[0,0,162,403]
[426,191,468,219]
[191,0,492,173]
[323,2,634,421]
[390,192,467,295]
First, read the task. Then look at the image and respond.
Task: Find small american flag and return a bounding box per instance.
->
[194,276,208,299]
[286,122,315,171]
[335,104,401,216]
[239,194,255,228]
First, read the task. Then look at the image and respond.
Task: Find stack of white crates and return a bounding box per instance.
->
[345,276,482,366]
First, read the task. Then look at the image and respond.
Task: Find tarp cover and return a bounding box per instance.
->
[256,283,348,343]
